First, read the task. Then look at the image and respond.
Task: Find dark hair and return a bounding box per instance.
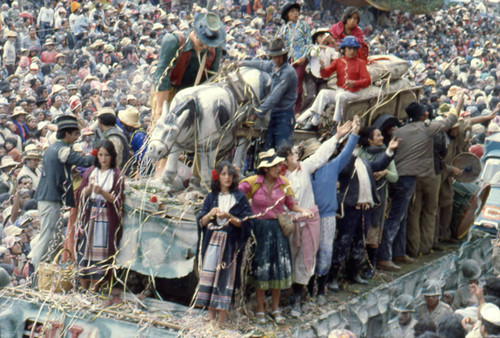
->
[276,144,293,159]
[94,140,117,169]
[483,318,500,336]
[56,127,79,140]
[5,137,17,147]
[415,333,440,338]
[414,318,437,336]
[484,277,500,299]
[359,126,376,148]
[341,7,360,25]
[437,314,466,338]
[210,160,239,193]
[98,113,116,127]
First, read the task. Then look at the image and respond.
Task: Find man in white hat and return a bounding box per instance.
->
[152,12,226,122]
[479,303,500,336]
[17,150,42,189]
[0,156,19,195]
[31,115,94,273]
[3,31,18,75]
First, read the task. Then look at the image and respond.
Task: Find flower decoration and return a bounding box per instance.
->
[150,196,158,203]
[91,149,98,157]
[211,169,219,181]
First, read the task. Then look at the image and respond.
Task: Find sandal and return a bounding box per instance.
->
[255,312,267,324]
[271,310,286,325]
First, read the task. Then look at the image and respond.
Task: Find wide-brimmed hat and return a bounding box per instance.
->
[257,149,284,169]
[0,156,20,169]
[11,106,27,118]
[6,30,17,38]
[55,115,79,131]
[3,225,22,238]
[5,74,20,82]
[43,39,56,46]
[340,36,361,49]
[281,2,300,22]
[90,39,105,49]
[37,120,50,131]
[267,37,288,57]
[447,85,462,98]
[118,106,141,128]
[193,12,226,48]
[23,150,42,160]
[312,27,331,43]
[470,58,485,70]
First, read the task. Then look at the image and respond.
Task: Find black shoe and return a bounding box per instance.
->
[351,275,369,285]
[327,279,339,292]
[362,268,375,280]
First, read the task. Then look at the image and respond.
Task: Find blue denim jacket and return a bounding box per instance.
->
[241,60,298,115]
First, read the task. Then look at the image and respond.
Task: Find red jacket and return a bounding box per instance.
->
[320,57,371,92]
[329,22,369,61]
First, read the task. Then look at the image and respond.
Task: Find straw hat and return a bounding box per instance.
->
[257,149,284,168]
[43,39,56,46]
[54,53,65,61]
[24,150,42,160]
[447,85,462,98]
[11,107,27,118]
[0,156,20,169]
[37,121,50,131]
[3,226,22,238]
[6,30,17,38]
[118,106,141,128]
[51,84,65,96]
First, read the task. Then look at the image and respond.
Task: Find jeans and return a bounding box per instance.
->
[31,200,63,271]
[332,206,372,278]
[377,176,416,261]
[264,110,294,150]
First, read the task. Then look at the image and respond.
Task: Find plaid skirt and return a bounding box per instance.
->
[248,219,292,290]
[195,228,237,310]
[77,199,111,281]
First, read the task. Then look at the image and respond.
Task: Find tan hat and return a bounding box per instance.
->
[43,39,56,46]
[447,85,462,98]
[126,94,137,101]
[23,150,42,160]
[120,37,131,46]
[257,149,284,169]
[0,156,20,169]
[51,84,65,96]
[152,23,164,30]
[118,106,141,128]
[11,106,27,118]
[104,44,115,52]
[97,107,115,117]
[90,39,105,49]
[6,30,17,38]
[3,226,23,237]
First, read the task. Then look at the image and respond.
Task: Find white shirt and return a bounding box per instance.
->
[38,7,54,25]
[89,168,113,201]
[308,45,339,78]
[285,135,339,209]
[216,192,236,225]
[3,40,16,65]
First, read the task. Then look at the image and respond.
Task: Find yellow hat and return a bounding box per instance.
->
[97,107,115,117]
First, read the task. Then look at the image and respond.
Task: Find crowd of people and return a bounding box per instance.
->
[0,0,500,336]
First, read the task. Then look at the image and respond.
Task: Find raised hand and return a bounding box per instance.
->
[388,136,401,151]
[352,115,360,135]
[336,120,353,138]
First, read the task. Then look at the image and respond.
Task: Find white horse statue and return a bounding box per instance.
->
[146,67,271,192]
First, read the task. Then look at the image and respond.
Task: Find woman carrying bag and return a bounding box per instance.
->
[239,149,313,325]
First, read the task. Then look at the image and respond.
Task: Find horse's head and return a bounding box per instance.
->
[146,98,196,162]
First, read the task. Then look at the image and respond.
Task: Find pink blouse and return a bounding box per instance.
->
[239,175,297,220]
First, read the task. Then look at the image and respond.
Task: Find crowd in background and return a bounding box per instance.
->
[0,0,500,336]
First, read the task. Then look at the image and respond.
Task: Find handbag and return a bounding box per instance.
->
[38,248,74,293]
[277,212,295,237]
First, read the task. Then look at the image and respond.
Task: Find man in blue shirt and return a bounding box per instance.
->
[241,37,298,150]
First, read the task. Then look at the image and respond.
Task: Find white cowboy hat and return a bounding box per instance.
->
[118,106,141,129]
